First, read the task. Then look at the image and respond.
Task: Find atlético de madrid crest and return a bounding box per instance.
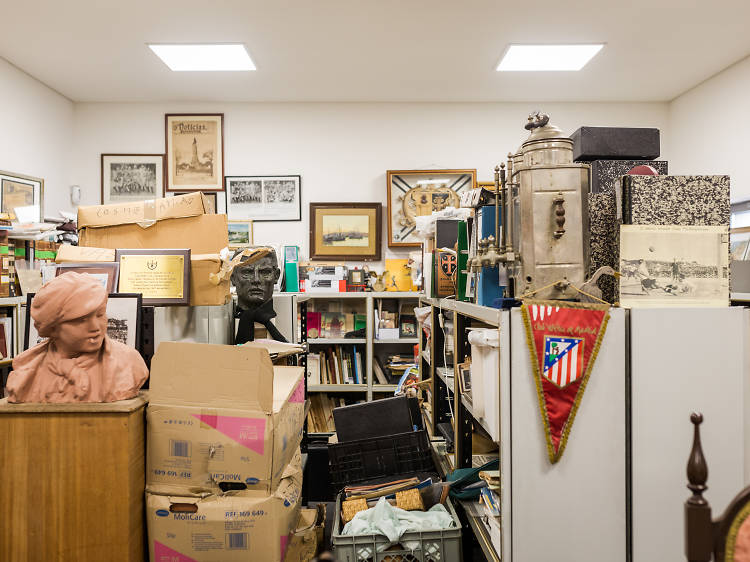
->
[521,301,610,463]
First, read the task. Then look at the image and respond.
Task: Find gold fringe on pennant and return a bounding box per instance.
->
[521,299,610,464]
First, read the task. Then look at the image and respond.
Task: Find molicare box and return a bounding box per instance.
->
[146,454,302,562]
[146,342,305,495]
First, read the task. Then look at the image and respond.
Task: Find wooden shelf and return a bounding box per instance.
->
[372,384,397,392]
[308,384,367,392]
[438,299,501,327]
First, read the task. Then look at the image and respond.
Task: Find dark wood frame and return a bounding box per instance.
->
[685,412,750,561]
[115,249,191,306]
[24,292,143,351]
[54,262,120,294]
[386,169,476,248]
[309,202,382,261]
[100,154,166,204]
[165,113,225,192]
[225,175,302,222]
[457,360,472,394]
[398,314,417,338]
[0,169,44,222]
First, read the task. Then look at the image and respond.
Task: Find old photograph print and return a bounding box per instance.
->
[225,175,301,221]
[101,154,164,204]
[619,224,729,308]
[166,114,223,191]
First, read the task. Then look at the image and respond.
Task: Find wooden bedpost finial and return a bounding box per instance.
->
[687,412,708,505]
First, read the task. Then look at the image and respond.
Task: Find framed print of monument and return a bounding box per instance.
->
[165,113,224,192]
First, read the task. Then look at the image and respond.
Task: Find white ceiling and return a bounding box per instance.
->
[2,0,749,103]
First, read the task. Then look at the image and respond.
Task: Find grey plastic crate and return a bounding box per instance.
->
[332,493,462,562]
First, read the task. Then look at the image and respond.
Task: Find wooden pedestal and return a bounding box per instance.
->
[0,394,147,562]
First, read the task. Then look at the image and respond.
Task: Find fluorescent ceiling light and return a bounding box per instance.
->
[148,44,255,71]
[497,44,603,71]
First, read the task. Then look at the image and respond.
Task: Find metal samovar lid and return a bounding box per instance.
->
[522,112,567,143]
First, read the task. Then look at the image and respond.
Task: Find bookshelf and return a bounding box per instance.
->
[296,291,421,435]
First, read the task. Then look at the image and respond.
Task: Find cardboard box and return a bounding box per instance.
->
[147,457,302,562]
[0,395,146,562]
[78,192,228,254]
[79,213,228,255]
[283,505,326,562]
[56,243,116,263]
[190,253,231,306]
[147,342,305,495]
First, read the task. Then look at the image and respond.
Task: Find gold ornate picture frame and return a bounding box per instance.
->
[387,169,476,247]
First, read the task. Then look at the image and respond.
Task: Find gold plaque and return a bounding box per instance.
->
[116,249,191,305]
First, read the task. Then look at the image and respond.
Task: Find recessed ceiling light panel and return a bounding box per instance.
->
[497,44,604,72]
[148,43,256,71]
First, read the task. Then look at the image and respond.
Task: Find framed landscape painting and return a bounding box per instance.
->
[310,202,382,261]
[101,154,165,204]
[225,175,301,221]
[0,170,43,222]
[228,220,254,249]
[165,113,224,192]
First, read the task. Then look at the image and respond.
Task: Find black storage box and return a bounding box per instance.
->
[333,395,416,443]
[328,429,434,491]
[571,126,660,161]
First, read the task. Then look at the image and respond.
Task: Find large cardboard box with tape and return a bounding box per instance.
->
[77,192,228,255]
[146,454,302,562]
[146,342,305,495]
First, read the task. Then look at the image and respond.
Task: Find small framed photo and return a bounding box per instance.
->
[457,360,472,395]
[55,263,120,294]
[730,227,750,261]
[172,191,221,213]
[100,154,165,204]
[24,293,142,351]
[228,221,254,249]
[399,314,417,338]
[165,113,224,192]
[225,175,301,221]
[0,170,43,222]
[310,202,382,261]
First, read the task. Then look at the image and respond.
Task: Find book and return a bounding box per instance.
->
[373,356,389,385]
[307,353,321,385]
[307,311,322,338]
[355,351,363,384]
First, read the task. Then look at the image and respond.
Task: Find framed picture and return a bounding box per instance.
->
[620,224,729,308]
[0,315,13,359]
[310,202,382,261]
[172,191,221,213]
[100,154,165,204]
[0,170,43,222]
[457,360,472,395]
[225,175,301,221]
[730,227,750,261]
[387,169,476,247]
[399,314,417,338]
[116,248,191,306]
[55,262,120,293]
[228,221,254,249]
[24,293,142,351]
[165,113,224,192]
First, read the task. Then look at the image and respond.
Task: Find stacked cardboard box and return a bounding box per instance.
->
[145,342,306,561]
[76,192,230,306]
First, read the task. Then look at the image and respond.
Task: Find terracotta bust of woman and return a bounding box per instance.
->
[5,272,148,403]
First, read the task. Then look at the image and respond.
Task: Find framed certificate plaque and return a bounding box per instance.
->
[115,249,191,306]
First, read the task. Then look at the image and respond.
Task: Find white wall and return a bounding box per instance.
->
[668,55,750,203]
[0,58,74,215]
[71,101,668,264]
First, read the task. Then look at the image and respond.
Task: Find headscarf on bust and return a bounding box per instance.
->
[5,272,149,403]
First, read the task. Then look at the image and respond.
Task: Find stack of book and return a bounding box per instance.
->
[307,311,366,339]
[307,346,364,385]
[307,395,350,433]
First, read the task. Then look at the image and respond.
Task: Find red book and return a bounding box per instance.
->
[307,312,322,339]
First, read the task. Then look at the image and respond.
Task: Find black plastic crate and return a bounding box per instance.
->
[328,429,434,491]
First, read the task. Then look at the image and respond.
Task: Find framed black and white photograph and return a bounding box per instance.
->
[225,175,301,221]
[101,154,165,204]
[24,293,142,351]
[0,170,43,222]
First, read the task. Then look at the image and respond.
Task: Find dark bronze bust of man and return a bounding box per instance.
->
[231,247,287,343]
